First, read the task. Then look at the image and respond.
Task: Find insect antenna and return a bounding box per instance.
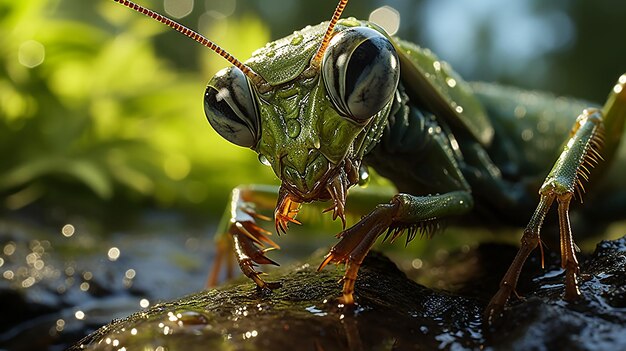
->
[311,0,349,68]
[111,0,267,87]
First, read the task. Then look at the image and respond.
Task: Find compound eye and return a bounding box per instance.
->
[322,27,400,122]
[204,67,259,148]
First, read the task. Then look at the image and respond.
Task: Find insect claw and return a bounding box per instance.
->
[256,213,272,221]
[273,187,302,235]
[266,257,281,267]
[236,221,280,248]
[339,213,346,230]
[286,216,302,225]
[325,204,347,230]
[274,219,280,234]
[253,254,280,266]
[382,228,393,243]
[243,209,271,221]
[246,221,275,238]
[318,253,335,271]
[255,225,274,237]
[276,220,286,235]
[235,222,264,246]
[263,236,280,249]
[539,238,547,269]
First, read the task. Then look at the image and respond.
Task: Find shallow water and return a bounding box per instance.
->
[0,212,217,350]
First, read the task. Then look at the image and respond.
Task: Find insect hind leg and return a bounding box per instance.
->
[485,108,605,323]
[590,74,626,180]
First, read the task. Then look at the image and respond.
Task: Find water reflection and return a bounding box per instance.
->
[0,217,214,350]
[107,247,121,261]
[74,311,85,320]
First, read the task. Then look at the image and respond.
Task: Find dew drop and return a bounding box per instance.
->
[290,34,303,46]
[258,154,271,166]
[286,119,301,138]
[358,165,370,187]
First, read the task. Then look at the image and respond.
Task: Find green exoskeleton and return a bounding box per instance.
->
[112,0,626,321]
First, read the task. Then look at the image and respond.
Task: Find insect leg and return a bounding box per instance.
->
[207,185,282,290]
[484,194,553,324]
[485,108,605,322]
[593,74,626,177]
[319,190,473,305]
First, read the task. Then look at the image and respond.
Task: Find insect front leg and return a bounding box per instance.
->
[207,185,283,290]
[319,190,473,304]
[486,72,626,321]
[316,94,478,304]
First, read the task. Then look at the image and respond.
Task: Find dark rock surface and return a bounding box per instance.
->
[487,238,626,351]
[1,216,624,351]
[70,251,484,351]
[67,237,626,351]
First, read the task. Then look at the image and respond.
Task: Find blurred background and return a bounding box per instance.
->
[1,0,625,219]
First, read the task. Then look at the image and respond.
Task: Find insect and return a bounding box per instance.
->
[112,0,626,321]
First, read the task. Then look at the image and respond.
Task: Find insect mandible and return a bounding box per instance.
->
[111,0,626,321]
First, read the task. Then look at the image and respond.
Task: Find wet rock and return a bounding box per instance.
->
[2,215,624,351]
[69,252,484,351]
[69,237,626,351]
[0,218,213,351]
[488,238,626,351]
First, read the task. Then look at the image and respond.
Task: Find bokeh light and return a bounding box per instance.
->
[164,0,194,19]
[18,40,45,68]
[107,247,121,261]
[369,6,400,36]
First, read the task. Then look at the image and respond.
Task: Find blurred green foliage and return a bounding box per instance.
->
[0,0,624,220]
[0,0,275,216]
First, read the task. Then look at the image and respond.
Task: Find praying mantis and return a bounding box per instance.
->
[111,0,626,322]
